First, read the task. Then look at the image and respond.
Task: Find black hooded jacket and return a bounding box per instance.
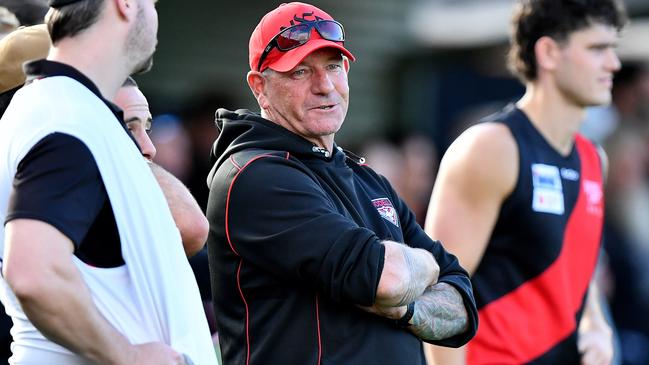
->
[206,109,478,365]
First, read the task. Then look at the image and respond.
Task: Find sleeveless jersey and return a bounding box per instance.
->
[466,105,604,364]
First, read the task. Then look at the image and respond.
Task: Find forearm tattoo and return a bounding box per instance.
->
[409,282,468,341]
[395,246,432,306]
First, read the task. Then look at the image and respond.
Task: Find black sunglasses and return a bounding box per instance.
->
[257,20,346,72]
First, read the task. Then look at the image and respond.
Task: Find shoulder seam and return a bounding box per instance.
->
[224,153,285,256]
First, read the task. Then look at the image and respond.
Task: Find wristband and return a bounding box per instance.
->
[395,302,415,328]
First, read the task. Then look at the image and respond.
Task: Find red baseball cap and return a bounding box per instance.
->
[249,2,355,72]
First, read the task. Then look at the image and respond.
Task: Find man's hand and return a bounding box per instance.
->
[578,324,613,365]
[578,281,613,365]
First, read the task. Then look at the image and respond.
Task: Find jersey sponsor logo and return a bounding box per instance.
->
[560,168,580,181]
[531,164,564,215]
[372,198,400,227]
[582,179,603,217]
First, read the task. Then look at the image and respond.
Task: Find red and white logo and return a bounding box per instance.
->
[372,198,400,227]
[582,179,603,217]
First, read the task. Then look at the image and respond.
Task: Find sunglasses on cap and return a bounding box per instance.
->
[257,20,346,72]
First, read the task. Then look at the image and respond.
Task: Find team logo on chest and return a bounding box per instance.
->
[560,167,580,181]
[531,163,565,215]
[372,198,400,227]
[582,179,603,217]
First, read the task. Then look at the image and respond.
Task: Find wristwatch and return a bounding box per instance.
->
[395,302,415,328]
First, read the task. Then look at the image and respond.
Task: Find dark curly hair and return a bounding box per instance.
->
[508,0,628,83]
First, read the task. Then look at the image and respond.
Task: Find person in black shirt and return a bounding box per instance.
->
[206,3,478,365]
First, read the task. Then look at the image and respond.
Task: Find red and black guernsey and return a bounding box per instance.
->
[467,105,604,364]
[205,109,478,365]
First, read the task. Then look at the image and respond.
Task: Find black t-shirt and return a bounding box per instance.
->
[7,133,123,267]
[4,60,140,268]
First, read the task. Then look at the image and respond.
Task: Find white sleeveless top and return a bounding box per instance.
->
[0,76,217,364]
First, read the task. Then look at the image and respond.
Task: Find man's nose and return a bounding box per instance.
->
[139,132,157,160]
[311,69,335,94]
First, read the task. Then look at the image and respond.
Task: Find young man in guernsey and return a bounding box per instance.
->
[425,0,626,364]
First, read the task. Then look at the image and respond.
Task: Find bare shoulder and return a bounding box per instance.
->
[439,122,518,198]
[426,122,518,273]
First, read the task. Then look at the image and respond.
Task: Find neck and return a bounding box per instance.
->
[47,28,128,101]
[313,136,335,154]
[260,109,336,154]
[516,83,585,156]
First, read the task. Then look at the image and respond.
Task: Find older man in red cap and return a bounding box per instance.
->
[205,2,478,365]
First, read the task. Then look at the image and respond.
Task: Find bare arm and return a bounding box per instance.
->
[423,123,518,363]
[150,162,208,257]
[360,238,470,342]
[361,282,469,343]
[578,280,613,365]
[374,240,440,307]
[3,219,184,364]
[409,283,468,341]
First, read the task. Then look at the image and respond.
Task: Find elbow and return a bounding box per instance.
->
[4,264,49,305]
[180,216,209,257]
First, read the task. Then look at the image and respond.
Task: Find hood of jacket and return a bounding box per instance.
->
[207,108,340,185]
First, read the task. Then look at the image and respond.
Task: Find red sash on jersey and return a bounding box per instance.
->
[467,135,604,364]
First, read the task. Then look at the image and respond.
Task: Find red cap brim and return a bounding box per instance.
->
[265,39,355,73]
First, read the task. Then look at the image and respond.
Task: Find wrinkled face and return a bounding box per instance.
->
[126,0,159,75]
[554,23,621,107]
[261,48,349,149]
[114,85,156,160]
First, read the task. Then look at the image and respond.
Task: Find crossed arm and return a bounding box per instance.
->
[410,283,469,341]
[361,240,470,342]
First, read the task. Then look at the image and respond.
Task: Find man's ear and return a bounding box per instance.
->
[114,0,134,20]
[343,55,350,73]
[247,70,269,109]
[535,35,562,73]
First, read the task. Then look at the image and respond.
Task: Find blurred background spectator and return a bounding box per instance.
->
[598,60,649,365]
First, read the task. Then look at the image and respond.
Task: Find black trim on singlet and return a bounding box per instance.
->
[24,59,140,151]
